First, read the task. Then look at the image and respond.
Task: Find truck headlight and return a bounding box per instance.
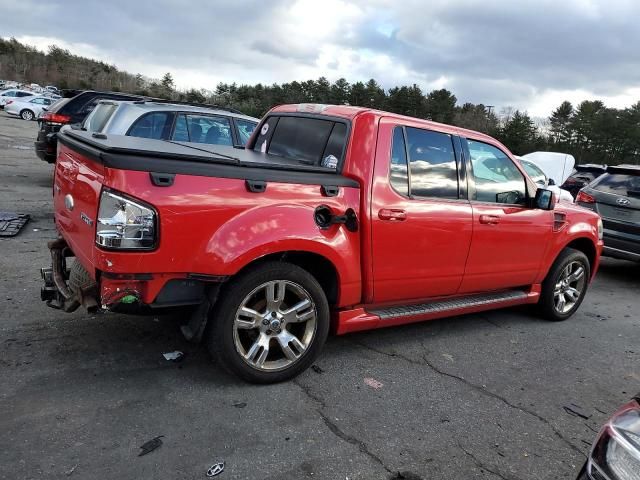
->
[588,398,640,480]
[96,190,157,250]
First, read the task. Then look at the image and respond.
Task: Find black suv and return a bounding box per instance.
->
[577,165,640,262]
[561,164,607,198]
[35,90,147,163]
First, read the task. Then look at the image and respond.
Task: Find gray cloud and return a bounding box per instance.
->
[2,0,639,115]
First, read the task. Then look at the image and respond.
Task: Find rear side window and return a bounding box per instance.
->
[85,103,117,132]
[406,127,458,199]
[235,119,257,145]
[182,114,232,145]
[390,127,409,196]
[254,115,348,169]
[128,112,173,140]
[17,92,32,98]
[592,173,640,196]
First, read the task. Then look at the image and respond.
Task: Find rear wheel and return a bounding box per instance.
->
[539,248,590,321]
[207,262,330,383]
[20,109,34,121]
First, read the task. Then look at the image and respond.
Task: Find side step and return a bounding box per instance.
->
[370,290,529,320]
[334,288,538,335]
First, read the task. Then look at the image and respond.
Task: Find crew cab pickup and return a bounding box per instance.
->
[41,104,603,383]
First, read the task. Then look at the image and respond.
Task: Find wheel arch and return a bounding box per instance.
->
[564,237,597,276]
[20,108,34,118]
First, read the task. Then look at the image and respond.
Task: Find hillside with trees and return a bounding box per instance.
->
[1,37,638,165]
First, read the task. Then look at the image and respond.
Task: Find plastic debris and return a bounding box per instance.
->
[311,365,324,374]
[162,351,185,362]
[120,295,138,304]
[563,404,591,420]
[364,377,383,389]
[207,461,225,477]
[232,402,247,409]
[65,464,78,476]
[138,435,164,456]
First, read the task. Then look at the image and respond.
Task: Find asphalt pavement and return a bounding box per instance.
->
[0,112,638,480]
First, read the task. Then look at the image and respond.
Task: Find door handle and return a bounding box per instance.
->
[379,209,407,221]
[479,214,500,225]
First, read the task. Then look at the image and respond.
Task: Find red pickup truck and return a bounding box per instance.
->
[41,103,603,383]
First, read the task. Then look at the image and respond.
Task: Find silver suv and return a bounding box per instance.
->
[83,100,259,147]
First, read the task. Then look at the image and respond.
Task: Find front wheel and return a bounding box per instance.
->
[20,109,34,121]
[207,262,330,383]
[539,248,590,321]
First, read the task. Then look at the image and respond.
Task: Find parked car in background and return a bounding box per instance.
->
[517,156,574,203]
[562,164,608,198]
[577,165,640,262]
[82,100,259,147]
[0,80,5,89]
[0,89,37,108]
[35,90,148,163]
[44,85,58,94]
[41,103,602,383]
[521,151,575,185]
[577,393,640,480]
[4,95,56,120]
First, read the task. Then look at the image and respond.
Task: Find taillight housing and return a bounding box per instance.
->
[40,112,71,125]
[576,190,596,204]
[96,190,157,250]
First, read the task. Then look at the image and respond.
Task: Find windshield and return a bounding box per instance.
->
[520,159,547,185]
[593,173,640,196]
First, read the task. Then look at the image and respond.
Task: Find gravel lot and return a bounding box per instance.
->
[0,112,638,480]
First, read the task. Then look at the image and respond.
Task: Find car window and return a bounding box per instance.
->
[466,139,526,204]
[406,127,458,199]
[592,173,640,196]
[171,114,189,142]
[389,126,409,196]
[235,119,257,145]
[184,114,232,145]
[261,116,346,168]
[86,103,118,133]
[17,92,32,97]
[520,159,547,185]
[128,112,173,140]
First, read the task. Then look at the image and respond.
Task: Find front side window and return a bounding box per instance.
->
[406,127,458,199]
[235,119,257,145]
[389,127,409,196]
[466,139,526,204]
[128,112,173,140]
[185,114,232,146]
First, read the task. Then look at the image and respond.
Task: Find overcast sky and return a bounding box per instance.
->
[3,0,640,116]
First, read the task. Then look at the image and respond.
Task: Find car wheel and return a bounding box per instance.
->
[539,248,590,321]
[207,262,330,383]
[20,109,34,121]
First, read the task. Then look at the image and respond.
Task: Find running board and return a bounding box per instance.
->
[370,290,529,320]
[334,288,538,335]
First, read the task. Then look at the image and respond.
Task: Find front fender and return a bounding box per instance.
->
[192,203,361,306]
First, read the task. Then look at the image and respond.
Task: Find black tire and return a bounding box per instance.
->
[20,109,34,121]
[69,260,96,292]
[539,248,590,321]
[207,261,330,383]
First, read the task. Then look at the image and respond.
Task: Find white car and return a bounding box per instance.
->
[0,89,37,108]
[4,95,56,121]
[516,155,574,203]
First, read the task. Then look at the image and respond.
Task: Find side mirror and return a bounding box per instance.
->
[534,188,556,210]
[548,178,556,186]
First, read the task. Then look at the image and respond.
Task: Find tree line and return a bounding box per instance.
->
[1,37,638,165]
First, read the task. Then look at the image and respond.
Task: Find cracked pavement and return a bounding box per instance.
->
[1,113,639,479]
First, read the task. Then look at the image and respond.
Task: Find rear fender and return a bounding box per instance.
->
[193,204,361,306]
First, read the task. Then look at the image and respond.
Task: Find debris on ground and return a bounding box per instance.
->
[162,351,185,362]
[207,461,225,477]
[441,353,454,362]
[138,435,164,456]
[65,464,78,476]
[311,365,324,374]
[232,402,247,409]
[563,404,591,420]
[364,377,384,389]
[0,212,30,237]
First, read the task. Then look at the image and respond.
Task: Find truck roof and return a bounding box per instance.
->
[270,103,499,145]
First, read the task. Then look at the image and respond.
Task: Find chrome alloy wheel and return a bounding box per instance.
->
[553,261,586,314]
[233,280,317,371]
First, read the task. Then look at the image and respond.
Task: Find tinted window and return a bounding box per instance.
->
[17,92,32,98]
[406,127,458,199]
[235,119,257,145]
[128,112,173,140]
[266,116,339,167]
[390,127,409,196]
[171,114,189,142]
[321,123,347,166]
[592,173,640,195]
[466,140,526,204]
[184,114,232,145]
